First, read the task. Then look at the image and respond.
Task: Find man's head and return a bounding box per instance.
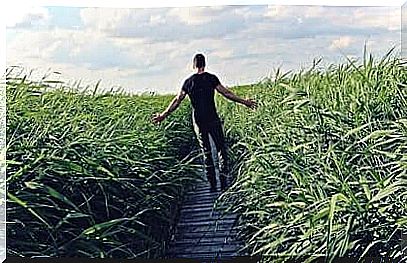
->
[193,53,206,69]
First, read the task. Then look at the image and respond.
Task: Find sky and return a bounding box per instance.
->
[403,2,407,56]
[5,4,404,94]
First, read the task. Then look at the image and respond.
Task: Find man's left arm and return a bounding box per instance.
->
[215,83,257,109]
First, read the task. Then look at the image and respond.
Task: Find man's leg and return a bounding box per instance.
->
[209,121,229,190]
[193,122,217,191]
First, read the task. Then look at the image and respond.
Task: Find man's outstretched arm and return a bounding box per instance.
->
[215,84,257,109]
[152,89,187,124]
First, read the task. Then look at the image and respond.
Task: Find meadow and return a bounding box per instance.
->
[6,72,202,258]
[5,50,407,261]
[216,51,407,262]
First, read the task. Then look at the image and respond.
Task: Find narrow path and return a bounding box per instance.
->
[166,176,247,261]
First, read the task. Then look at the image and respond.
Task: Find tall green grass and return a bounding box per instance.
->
[217,52,407,262]
[6,73,202,258]
[6,50,407,261]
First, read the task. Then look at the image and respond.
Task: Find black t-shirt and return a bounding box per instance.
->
[182,72,221,127]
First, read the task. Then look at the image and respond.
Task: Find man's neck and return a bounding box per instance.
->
[197,68,205,74]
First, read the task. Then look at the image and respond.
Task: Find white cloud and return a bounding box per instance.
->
[6,6,50,28]
[79,6,255,41]
[80,8,147,31]
[79,5,401,43]
[265,5,325,19]
[329,36,355,50]
[264,6,400,31]
[352,7,400,30]
[167,6,228,25]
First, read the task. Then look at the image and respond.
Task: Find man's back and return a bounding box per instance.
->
[182,72,221,127]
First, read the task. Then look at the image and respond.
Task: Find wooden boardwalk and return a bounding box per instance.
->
[165,177,247,261]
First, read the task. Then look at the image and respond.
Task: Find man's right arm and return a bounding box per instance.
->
[152,81,188,124]
[215,83,257,109]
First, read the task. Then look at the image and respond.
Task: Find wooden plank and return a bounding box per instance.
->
[173,230,240,240]
[183,191,223,198]
[176,224,236,232]
[179,206,230,214]
[171,247,242,256]
[178,214,237,223]
[177,218,237,227]
[179,210,236,219]
[172,236,239,245]
[182,196,222,204]
[180,205,224,213]
[169,249,247,259]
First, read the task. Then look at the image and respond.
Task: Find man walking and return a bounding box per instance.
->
[152,54,256,192]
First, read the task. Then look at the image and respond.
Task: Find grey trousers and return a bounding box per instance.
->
[193,118,229,188]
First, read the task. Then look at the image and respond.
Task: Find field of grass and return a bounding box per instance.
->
[6,74,202,258]
[216,52,407,262]
[5,51,407,261]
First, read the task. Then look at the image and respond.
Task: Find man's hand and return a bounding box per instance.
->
[152,113,167,124]
[244,98,257,110]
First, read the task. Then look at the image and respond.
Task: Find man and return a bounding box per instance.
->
[152,53,256,192]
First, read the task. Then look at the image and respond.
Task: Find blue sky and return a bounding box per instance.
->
[6,5,402,94]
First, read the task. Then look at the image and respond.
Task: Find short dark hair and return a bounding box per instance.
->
[193,53,206,68]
